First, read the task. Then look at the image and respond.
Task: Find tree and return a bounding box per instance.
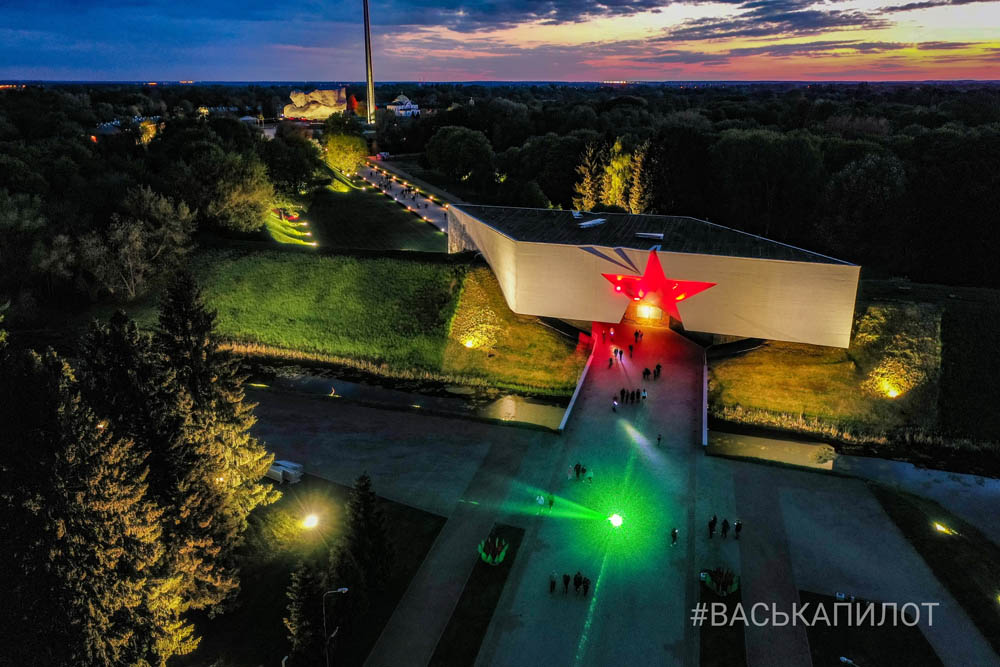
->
[78,312,200,663]
[600,139,632,210]
[79,219,151,301]
[261,134,322,194]
[425,126,495,189]
[628,141,652,214]
[343,473,394,592]
[324,132,368,175]
[121,185,194,268]
[0,349,164,666]
[284,558,327,666]
[572,143,603,211]
[155,272,279,609]
[206,152,274,233]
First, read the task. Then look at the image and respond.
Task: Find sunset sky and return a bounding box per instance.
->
[2,0,998,81]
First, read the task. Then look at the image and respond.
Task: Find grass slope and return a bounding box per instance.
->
[127,250,585,395]
[442,267,588,394]
[710,301,942,439]
[307,177,446,252]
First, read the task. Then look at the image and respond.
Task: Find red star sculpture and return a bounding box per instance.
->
[602,251,716,322]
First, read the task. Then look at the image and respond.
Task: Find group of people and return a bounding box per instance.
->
[642,364,663,380]
[550,571,591,596]
[369,172,431,208]
[707,514,742,540]
[568,462,593,483]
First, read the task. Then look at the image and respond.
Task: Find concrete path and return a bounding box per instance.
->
[476,325,705,667]
[367,157,467,205]
[365,438,532,667]
[360,162,451,233]
[733,467,812,667]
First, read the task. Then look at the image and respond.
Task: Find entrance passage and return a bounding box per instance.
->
[636,304,663,321]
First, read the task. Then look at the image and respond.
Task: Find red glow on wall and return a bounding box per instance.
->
[602,251,715,322]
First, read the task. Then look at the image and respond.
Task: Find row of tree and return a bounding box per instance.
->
[0,274,277,666]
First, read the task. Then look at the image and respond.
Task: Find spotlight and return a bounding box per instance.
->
[609,513,623,528]
[303,514,319,529]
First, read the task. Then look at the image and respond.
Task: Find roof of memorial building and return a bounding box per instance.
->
[453,205,853,265]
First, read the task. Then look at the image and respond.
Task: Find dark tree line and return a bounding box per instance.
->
[386,82,1000,287]
[0,273,277,666]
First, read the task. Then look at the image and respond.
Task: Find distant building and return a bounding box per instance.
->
[387,94,419,117]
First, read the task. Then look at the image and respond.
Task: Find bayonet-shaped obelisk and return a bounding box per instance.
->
[363,0,376,125]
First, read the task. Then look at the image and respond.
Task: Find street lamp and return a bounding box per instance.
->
[323,588,349,667]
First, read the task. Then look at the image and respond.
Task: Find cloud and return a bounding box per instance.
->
[660,5,891,41]
[879,0,999,13]
[916,41,978,49]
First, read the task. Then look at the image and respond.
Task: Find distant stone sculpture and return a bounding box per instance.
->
[283,88,347,120]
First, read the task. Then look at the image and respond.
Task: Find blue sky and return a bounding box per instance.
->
[2,0,999,80]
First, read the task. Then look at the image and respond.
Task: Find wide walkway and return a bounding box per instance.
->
[360,161,450,233]
[476,325,706,667]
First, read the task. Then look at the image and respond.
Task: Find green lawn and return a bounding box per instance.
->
[177,474,445,667]
[709,300,942,438]
[126,250,585,396]
[306,176,446,252]
[869,483,1000,657]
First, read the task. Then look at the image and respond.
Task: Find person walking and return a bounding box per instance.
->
[657,433,662,447]
[655,363,662,378]
[567,465,574,481]
[608,356,613,368]
[575,463,581,479]
[643,367,650,380]
[734,520,742,539]
[574,571,583,594]
[580,465,587,481]
[563,573,571,594]
[641,388,647,401]
[628,344,634,358]
[671,528,678,546]
[585,468,594,483]
[612,397,618,412]
[629,390,635,404]
[634,330,640,343]
[583,577,591,596]
[721,519,730,539]
[547,493,555,510]
[708,514,717,539]
[549,572,557,594]
[639,331,644,341]
[620,388,626,403]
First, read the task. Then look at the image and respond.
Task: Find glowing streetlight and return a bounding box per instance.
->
[303,514,319,529]
[608,513,623,528]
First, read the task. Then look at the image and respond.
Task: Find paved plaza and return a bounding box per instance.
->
[252,326,998,667]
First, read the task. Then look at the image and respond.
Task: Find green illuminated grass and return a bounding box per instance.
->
[263,211,316,246]
[126,250,584,396]
[306,176,446,252]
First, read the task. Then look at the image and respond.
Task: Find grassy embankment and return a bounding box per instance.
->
[128,250,585,397]
[709,283,1000,464]
[177,475,445,666]
[265,176,446,252]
